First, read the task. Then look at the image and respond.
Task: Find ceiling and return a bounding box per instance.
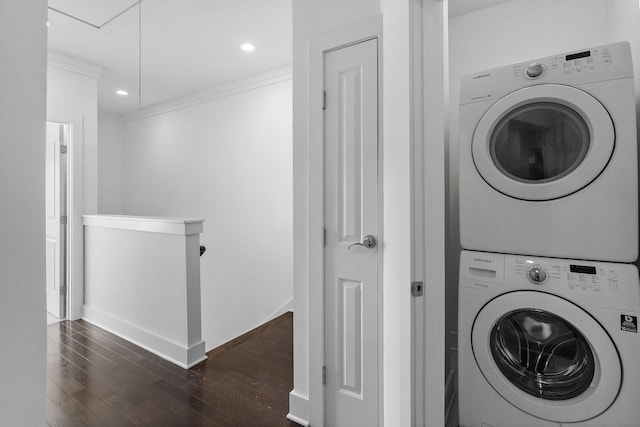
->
[449,0,512,17]
[47,0,292,115]
[47,0,509,115]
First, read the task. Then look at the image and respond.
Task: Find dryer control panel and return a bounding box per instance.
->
[513,45,614,80]
[459,41,634,106]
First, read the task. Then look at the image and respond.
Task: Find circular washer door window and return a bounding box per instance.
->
[472,291,621,423]
[472,84,614,200]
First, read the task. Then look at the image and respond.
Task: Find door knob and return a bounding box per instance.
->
[348,235,377,250]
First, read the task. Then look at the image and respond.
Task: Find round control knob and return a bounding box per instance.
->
[528,265,547,283]
[525,63,545,78]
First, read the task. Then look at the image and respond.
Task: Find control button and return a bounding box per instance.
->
[608,271,618,279]
[609,281,619,292]
[528,265,547,283]
[603,57,612,65]
[569,282,576,289]
[525,63,545,78]
[594,284,601,291]
[563,62,572,68]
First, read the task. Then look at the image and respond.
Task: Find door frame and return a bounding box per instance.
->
[47,110,85,321]
[307,15,383,427]
[45,120,68,318]
[409,0,447,425]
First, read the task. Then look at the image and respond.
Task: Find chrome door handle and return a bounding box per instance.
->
[348,235,377,250]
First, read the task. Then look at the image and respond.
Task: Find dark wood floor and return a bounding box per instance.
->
[47,312,298,427]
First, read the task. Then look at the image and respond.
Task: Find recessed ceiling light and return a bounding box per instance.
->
[241,43,255,52]
[116,90,129,96]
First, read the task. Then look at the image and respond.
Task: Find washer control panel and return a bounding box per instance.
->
[515,258,619,293]
[460,251,640,312]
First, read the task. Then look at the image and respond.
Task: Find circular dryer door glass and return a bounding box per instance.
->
[490,309,595,400]
[472,84,615,200]
[490,103,590,183]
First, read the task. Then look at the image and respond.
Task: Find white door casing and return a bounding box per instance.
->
[323,38,379,427]
[45,121,66,319]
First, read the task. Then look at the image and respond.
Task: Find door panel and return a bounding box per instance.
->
[45,122,66,319]
[324,38,379,427]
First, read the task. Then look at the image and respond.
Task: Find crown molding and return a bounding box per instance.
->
[123,65,292,123]
[48,50,103,80]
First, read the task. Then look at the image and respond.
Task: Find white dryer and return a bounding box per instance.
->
[459,42,638,262]
[458,250,640,427]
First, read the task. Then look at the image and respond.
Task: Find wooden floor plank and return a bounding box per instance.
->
[48,312,298,427]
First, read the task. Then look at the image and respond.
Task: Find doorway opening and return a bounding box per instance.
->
[45,121,69,325]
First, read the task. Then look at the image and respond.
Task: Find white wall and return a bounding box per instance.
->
[120,72,294,352]
[83,215,206,368]
[98,113,126,213]
[47,55,100,215]
[0,0,47,424]
[446,0,640,395]
[47,54,101,320]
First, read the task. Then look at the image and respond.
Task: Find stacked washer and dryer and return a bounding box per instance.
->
[457,42,640,426]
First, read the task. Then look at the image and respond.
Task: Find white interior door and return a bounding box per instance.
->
[324,38,379,427]
[45,121,66,319]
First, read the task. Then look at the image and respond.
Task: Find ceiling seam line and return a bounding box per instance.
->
[48,1,142,30]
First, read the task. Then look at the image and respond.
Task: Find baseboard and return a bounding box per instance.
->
[83,305,207,369]
[265,298,294,322]
[287,390,310,426]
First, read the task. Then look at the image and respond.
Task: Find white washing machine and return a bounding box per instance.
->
[458,250,640,427]
[459,42,638,262]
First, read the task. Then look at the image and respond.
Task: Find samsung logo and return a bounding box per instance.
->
[473,258,492,263]
[473,73,491,80]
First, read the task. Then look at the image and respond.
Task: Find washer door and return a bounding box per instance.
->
[472,84,614,200]
[472,291,621,423]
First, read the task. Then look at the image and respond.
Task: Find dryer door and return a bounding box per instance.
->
[472,84,614,200]
[472,291,621,423]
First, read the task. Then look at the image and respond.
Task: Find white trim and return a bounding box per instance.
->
[83,214,204,235]
[263,298,294,322]
[47,50,103,80]
[304,14,383,427]
[412,0,447,425]
[287,390,311,426]
[47,111,85,321]
[124,66,292,122]
[83,305,208,369]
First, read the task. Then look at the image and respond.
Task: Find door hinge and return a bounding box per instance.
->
[60,215,67,225]
[322,227,326,247]
[322,90,326,110]
[322,365,326,385]
[60,284,67,296]
[411,281,424,297]
[60,145,68,154]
